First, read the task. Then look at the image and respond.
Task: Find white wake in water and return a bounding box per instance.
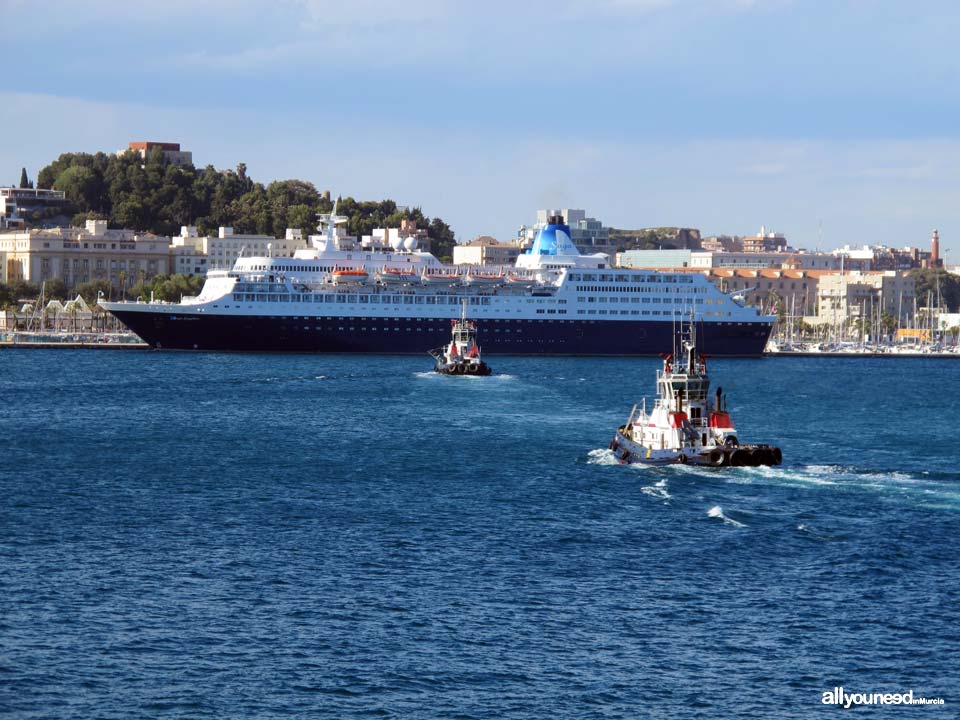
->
[720,463,960,510]
[586,448,621,466]
[641,478,672,500]
[707,505,746,527]
[413,371,516,381]
[586,450,671,498]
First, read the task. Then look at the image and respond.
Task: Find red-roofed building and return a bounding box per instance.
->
[124,141,193,167]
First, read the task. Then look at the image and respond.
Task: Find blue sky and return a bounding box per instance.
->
[2,0,959,259]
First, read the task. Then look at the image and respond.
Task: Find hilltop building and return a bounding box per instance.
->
[122,141,193,167]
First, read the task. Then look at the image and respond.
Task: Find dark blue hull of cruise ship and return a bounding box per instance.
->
[111,310,772,356]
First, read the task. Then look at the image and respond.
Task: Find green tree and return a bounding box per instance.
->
[54,165,103,213]
[74,279,112,304]
[113,198,147,230]
[909,268,960,313]
[71,210,108,228]
[880,312,898,337]
[286,204,316,235]
[150,273,202,302]
[19,167,29,188]
[428,217,455,261]
[42,278,69,301]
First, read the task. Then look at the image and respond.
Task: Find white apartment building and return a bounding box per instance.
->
[173,226,310,271]
[817,271,915,323]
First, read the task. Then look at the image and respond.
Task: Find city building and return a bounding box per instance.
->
[832,234,939,272]
[123,141,193,167]
[174,226,310,271]
[706,268,826,316]
[0,187,69,229]
[453,236,520,266]
[535,209,611,253]
[690,250,839,270]
[363,219,429,252]
[742,226,791,253]
[617,249,693,269]
[816,271,915,324]
[0,220,171,289]
[700,235,741,252]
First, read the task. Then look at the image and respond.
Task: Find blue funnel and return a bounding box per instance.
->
[528,214,580,256]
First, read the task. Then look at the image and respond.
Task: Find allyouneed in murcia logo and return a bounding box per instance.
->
[822,687,945,708]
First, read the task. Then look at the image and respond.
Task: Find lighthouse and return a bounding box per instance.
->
[931,229,941,268]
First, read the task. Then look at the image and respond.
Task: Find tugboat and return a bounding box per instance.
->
[610,316,782,466]
[429,302,492,376]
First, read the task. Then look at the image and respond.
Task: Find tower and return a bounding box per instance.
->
[931,229,940,267]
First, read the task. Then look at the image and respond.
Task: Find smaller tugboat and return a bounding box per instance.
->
[610,315,781,466]
[429,302,492,376]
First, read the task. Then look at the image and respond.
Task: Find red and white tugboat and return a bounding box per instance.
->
[429,302,492,376]
[610,317,781,467]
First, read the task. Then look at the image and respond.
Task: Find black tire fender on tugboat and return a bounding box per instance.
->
[772,447,783,465]
[677,453,688,464]
[708,448,724,466]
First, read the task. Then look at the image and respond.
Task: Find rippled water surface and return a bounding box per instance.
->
[2,351,958,718]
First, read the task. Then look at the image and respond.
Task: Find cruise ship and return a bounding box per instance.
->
[99,212,773,355]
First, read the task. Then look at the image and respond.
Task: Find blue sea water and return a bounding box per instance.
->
[1,350,958,718]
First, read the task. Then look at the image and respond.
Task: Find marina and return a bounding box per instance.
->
[0,331,147,349]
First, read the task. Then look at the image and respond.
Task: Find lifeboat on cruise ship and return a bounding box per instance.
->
[463,269,503,285]
[421,269,463,285]
[331,266,369,285]
[505,273,539,285]
[376,267,420,284]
